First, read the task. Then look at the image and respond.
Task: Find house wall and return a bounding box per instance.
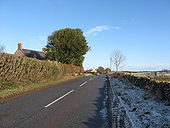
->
[15,49,25,56]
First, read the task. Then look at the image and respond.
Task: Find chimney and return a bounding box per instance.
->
[18,42,22,49]
[42,48,46,52]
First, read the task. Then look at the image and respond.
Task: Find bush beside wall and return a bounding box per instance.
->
[0,53,84,90]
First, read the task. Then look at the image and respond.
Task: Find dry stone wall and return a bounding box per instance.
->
[112,73,170,103]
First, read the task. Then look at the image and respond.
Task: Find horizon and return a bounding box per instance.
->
[0,0,170,71]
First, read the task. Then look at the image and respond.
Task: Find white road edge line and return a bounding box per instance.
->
[44,90,74,108]
[80,81,87,87]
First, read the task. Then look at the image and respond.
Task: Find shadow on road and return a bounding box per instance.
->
[83,86,106,128]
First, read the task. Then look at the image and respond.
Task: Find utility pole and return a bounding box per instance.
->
[110,57,112,70]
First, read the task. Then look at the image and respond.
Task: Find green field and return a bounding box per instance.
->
[130,72,170,83]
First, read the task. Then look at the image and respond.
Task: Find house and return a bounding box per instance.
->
[15,42,46,60]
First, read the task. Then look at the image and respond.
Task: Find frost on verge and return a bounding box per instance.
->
[111,78,170,128]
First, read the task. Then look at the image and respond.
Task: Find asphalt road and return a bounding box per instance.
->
[0,75,106,128]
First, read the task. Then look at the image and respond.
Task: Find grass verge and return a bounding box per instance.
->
[0,75,87,103]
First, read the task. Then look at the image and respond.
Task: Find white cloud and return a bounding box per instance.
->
[38,36,47,41]
[84,25,121,36]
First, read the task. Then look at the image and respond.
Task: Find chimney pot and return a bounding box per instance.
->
[42,48,46,52]
[18,42,22,49]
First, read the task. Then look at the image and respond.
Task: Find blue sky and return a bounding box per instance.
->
[0,0,170,71]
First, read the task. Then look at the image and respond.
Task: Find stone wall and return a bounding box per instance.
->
[112,73,170,103]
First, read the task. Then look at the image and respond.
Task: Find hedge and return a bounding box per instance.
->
[0,53,84,90]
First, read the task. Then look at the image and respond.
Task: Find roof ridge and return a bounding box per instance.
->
[22,48,44,53]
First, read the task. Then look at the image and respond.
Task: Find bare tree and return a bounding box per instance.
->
[111,50,125,71]
[0,45,5,53]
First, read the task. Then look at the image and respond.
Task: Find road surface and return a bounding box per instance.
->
[0,75,106,128]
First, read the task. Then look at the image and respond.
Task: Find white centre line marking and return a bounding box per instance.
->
[88,76,97,81]
[44,90,74,108]
[89,78,93,81]
[80,81,87,87]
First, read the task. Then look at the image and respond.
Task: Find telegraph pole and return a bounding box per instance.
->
[110,57,112,70]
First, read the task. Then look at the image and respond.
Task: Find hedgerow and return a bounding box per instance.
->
[0,53,84,90]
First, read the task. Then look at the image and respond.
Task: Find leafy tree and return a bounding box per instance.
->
[46,28,89,66]
[97,66,105,74]
[72,56,85,66]
[105,68,111,74]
